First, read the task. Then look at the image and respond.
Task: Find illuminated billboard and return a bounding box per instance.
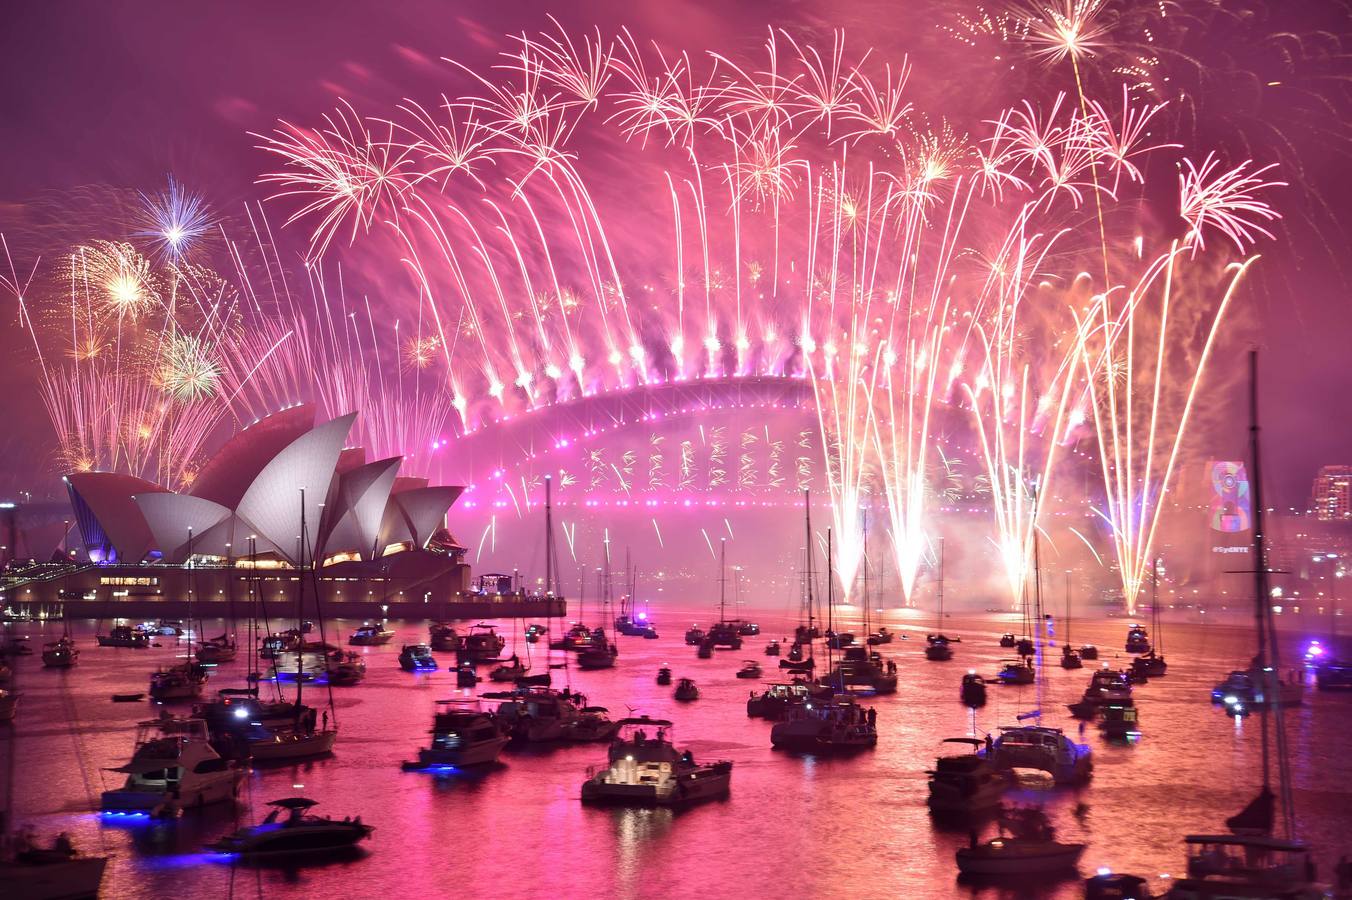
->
[1208,460,1251,534]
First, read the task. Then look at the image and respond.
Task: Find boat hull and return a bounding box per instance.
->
[101,768,243,814]
[1,856,108,900]
[581,763,731,806]
[956,843,1084,876]
[247,729,337,761]
[408,736,509,768]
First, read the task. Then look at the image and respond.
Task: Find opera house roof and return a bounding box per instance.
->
[63,405,463,565]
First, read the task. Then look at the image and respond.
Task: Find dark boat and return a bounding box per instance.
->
[999,633,1017,648]
[429,622,459,651]
[96,625,150,649]
[673,678,699,702]
[401,699,509,770]
[684,625,705,646]
[398,644,438,672]
[961,671,988,708]
[656,666,672,685]
[996,658,1035,685]
[1315,658,1352,690]
[1060,645,1084,669]
[764,640,781,657]
[1079,644,1099,660]
[746,681,811,719]
[206,798,372,858]
[1124,625,1150,654]
[1098,699,1141,740]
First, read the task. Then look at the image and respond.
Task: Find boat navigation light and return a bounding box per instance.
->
[1223,695,1239,705]
[625,755,634,761]
[1096,867,1112,876]
[967,669,976,675]
[234,707,249,719]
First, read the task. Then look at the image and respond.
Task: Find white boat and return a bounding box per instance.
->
[402,699,510,769]
[926,738,1008,815]
[148,662,209,701]
[956,808,1084,877]
[348,623,394,646]
[1164,834,1327,899]
[580,716,732,806]
[0,839,108,900]
[562,707,621,743]
[770,696,878,753]
[206,798,372,858]
[101,716,245,816]
[984,725,1093,785]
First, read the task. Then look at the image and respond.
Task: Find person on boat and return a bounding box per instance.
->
[866,707,877,727]
[680,750,694,765]
[635,728,646,745]
[984,734,994,755]
[52,833,73,856]
[887,660,897,675]
[322,711,329,731]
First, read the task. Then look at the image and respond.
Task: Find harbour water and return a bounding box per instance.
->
[3,607,1349,899]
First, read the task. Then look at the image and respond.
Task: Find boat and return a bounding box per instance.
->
[206,798,372,858]
[259,630,301,659]
[1162,835,1327,899]
[577,643,617,670]
[764,640,781,657]
[819,646,899,694]
[770,695,878,753]
[551,623,595,652]
[866,627,894,646]
[1069,668,1132,718]
[1133,565,1168,677]
[1314,658,1352,690]
[746,682,812,719]
[0,835,108,899]
[328,652,367,686]
[154,619,185,636]
[696,639,713,659]
[0,690,19,722]
[825,630,856,649]
[656,666,672,685]
[398,644,438,672]
[703,541,744,650]
[1098,700,1141,740]
[955,807,1085,877]
[926,540,955,662]
[673,677,699,702]
[196,635,237,664]
[456,663,480,687]
[996,658,1035,686]
[984,725,1093,785]
[1084,872,1154,899]
[487,686,584,742]
[148,662,210,701]
[736,620,760,636]
[735,660,763,679]
[1015,637,1035,657]
[999,633,1017,648]
[348,623,394,646]
[96,624,150,649]
[1210,668,1303,712]
[101,716,244,816]
[41,637,77,669]
[683,625,705,646]
[580,716,732,806]
[562,707,621,743]
[460,623,506,661]
[429,622,459,652]
[489,654,530,681]
[927,738,1008,815]
[1060,645,1084,669]
[795,624,820,643]
[1079,644,1099,660]
[401,699,509,770]
[243,724,338,762]
[1125,624,1151,654]
[961,671,988,708]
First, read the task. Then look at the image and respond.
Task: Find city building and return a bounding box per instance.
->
[1311,465,1352,521]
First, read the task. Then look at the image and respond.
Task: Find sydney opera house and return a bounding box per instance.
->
[1,406,562,619]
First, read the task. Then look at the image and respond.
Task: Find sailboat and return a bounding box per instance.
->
[1159,352,1325,898]
[40,605,78,669]
[925,538,955,661]
[1132,560,1168,678]
[1060,574,1084,669]
[578,543,617,669]
[149,528,209,701]
[705,539,742,650]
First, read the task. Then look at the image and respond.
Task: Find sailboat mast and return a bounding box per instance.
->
[826,527,834,672]
[544,476,554,596]
[719,539,727,623]
[295,488,306,711]
[937,538,945,630]
[804,489,815,637]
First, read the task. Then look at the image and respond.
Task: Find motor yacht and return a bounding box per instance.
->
[487,686,584,742]
[961,672,988,708]
[41,637,78,668]
[1060,646,1084,669]
[402,699,510,770]
[456,663,480,687]
[328,652,367,686]
[1132,651,1167,678]
[795,624,821,643]
[925,634,955,661]
[259,630,301,659]
[429,622,459,652]
[196,635,237,664]
[398,644,438,672]
[563,707,621,743]
[706,622,743,649]
[825,630,856,649]
[673,678,700,702]
[580,717,733,806]
[101,716,244,816]
[999,633,1017,648]
[770,696,877,753]
[1079,644,1099,660]
[656,666,672,685]
[206,798,372,858]
[736,620,760,636]
[97,625,151,649]
[696,639,714,659]
[552,623,595,651]
[1098,700,1141,740]
[348,623,394,646]
[577,643,617,670]
[764,640,781,657]
[867,627,894,646]
[955,807,1085,877]
[787,641,806,663]
[461,624,506,661]
[996,658,1035,686]
[736,660,763,679]
[489,655,530,681]
[1315,658,1352,690]
[746,682,812,719]
[524,623,546,644]
[1015,637,1035,657]
[149,662,210,701]
[1125,625,1151,654]
[1083,872,1153,899]
[1070,668,1132,718]
[984,725,1093,785]
[819,646,898,694]
[1210,667,1304,710]
[927,738,1008,815]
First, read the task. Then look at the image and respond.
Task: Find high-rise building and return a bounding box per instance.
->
[1311,466,1352,521]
